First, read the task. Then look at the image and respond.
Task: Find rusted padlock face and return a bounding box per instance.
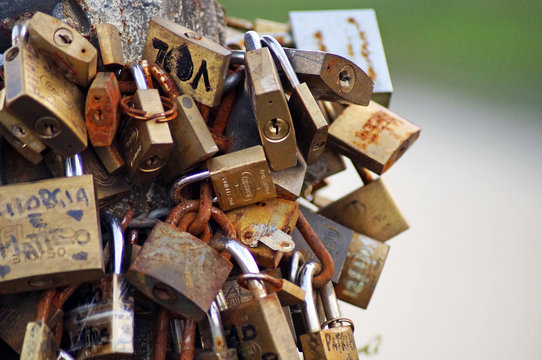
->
[328,101,420,175]
[27,12,97,87]
[300,327,358,360]
[335,233,389,309]
[142,17,231,107]
[127,221,233,320]
[0,175,104,294]
[20,321,58,360]
[64,274,134,358]
[318,177,409,241]
[85,72,121,147]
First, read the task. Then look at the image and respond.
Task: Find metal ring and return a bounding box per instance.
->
[321,318,355,333]
[120,96,177,122]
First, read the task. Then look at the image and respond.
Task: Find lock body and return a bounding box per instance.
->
[3,42,87,157]
[27,12,97,87]
[0,175,104,294]
[0,116,43,165]
[95,23,125,68]
[328,101,420,174]
[142,17,231,107]
[300,327,358,360]
[86,72,121,147]
[94,141,125,174]
[20,321,58,360]
[207,145,276,211]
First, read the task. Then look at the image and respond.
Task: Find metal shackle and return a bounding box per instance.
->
[244,30,262,52]
[207,300,228,352]
[127,62,149,90]
[64,154,84,177]
[289,251,306,284]
[319,281,341,327]
[11,19,29,46]
[297,261,322,333]
[101,211,125,275]
[261,35,300,88]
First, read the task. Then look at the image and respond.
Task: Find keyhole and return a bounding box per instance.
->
[263,118,289,141]
[53,28,74,47]
[58,34,72,44]
[272,119,280,135]
[337,65,355,94]
[34,116,61,138]
[139,155,165,172]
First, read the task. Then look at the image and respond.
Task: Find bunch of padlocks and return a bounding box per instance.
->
[0,7,420,360]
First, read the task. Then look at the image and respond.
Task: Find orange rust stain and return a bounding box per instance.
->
[347,40,354,57]
[353,111,399,150]
[347,17,376,82]
[313,30,327,52]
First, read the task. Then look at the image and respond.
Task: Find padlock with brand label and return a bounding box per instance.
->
[0,154,104,294]
[142,17,231,107]
[244,31,297,171]
[3,20,87,157]
[27,12,97,87]
[95,23,125,69]
[85,72,121,147]
[195,300,239,360]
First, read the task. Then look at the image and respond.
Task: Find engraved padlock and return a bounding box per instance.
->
[64,211,134,359]
[0,154,104,294]
[244,31,297,171]
[118,62,173,184]
[95,23,125,69]
[27,12,97,87]
[212,237,299,360]
[195,300,239,360]
[261,35,328,165]
[3,20,87,157]
[85,72,121,147]
[142,17,231,107]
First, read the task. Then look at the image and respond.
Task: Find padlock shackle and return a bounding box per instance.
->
[211,237,266,298]
[57,349,75,360]
[261,35,300,88]
[319,281,342,327]
[236,272,283,291]
[127,62,149,90]
[64,154,84,177]
[11,19,29,46]
[244,31,262,51]
[101,211,124,275]
[207,300,228,352]
[289,251,306,284]
[229,50,245,65]
[298,261,322,333]
[170,170,211,204]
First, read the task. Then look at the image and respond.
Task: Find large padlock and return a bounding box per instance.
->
[0,154,104,294]
[244,31,297,171]
[261,35,328,165]
[142,17,231,107]
[195,300,239,360]
[212,237,299,360]
[64,211,134,359]
[27,12,97,87]
[3,20,87,157]
[328,101,420,174]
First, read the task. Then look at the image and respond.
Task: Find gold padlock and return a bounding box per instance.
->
[328,101,420,174]
[27,12,97,87]
[93,140,125,174]
[244,31,297,171]
[20,321,58,360]
[95,23,125,69]
[0,116,43,166]
[142,17,231,107]
[85,72,121,147]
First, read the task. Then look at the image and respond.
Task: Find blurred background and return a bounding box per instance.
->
[221,1,542,359]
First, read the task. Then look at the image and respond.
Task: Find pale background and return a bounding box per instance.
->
[221,1,542,358]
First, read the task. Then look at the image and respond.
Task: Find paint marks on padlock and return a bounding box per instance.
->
[72,252,88,261]
[0,266,11,279]
[67,210,84,222]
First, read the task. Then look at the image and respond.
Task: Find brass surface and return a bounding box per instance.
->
[0,116,43,165]
[20,321,58,360]
[93,140,125,174]
[270,149,307,200]
[86,72,121,147]
[300,327,358,360]
[96,23,125,68]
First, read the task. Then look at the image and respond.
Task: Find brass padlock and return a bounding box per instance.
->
[27,12,97,87]
[303,149,346,198]
[283,47,374,106]
[328,101,420,174]
[64,211,134,359]
[93,140,125,174]
[85,72,121,147]
[118,62,173,184]
[195,300,239,360]
[335,232,389,309]
[3,21,87,157]
[171,145,276,212]
[0,113,43,165]
[161,94,219,183]
[142,17,231,107]
[212,237,299,360]
[262,35,328,165]
[95,23,125,69]
[244,31,297,171]
[0,154,104,294]
[318,170,409,241]
[20,321,58,360]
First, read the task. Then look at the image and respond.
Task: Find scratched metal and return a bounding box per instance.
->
[300,326,358,360]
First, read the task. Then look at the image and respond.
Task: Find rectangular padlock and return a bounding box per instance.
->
[0,175,104,294]
[93,140,125,174]
[0,115,43,166]
[20,321,58,360]
[85,72,121,147]
[95,23,125,68]
[328,101,420,174]
[302,149,346,197]
[142,17,231,107]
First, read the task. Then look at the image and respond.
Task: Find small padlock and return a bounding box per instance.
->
[27,12,97,87]
[328,101,420,174]
[64,211,134,359]
[93,140,125,174]
[142,17,231,107]
[0,154,104,294]
[244,31,297,171]
[118,62,173,184]
[3,20,87,157]
[20,321,58,360]
[195,300,239,360]
[262,35,328,165]
[85,72,121,147]
[318,168,409,241]
[95,23,125,69]
[171,145,276,211]
[212,237,299,360]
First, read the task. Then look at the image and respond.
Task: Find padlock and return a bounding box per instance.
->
[318,168,409,241]
[27,12,97,87]
[20,321,58,360]
[224,198,298,268]
[118,62,173,184]
[328,101,420,174]
[93,140,125,174]
[211,237,299,360]
[195,300,239,360]
[3,20,87,157]
[236,272,306,307]
[0,111,43,165]
[142,17,231,107]
[85,72,121,147]
[161,94,219,183]
[292,206,353,284]
[244,31,297,171]
[95,23,125,69]
[261,35,328,165]
[171,145,276,212]
[302,149,346,198]
[0,154,104,294]
[282,47,374,106]
[64,211,134,359]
